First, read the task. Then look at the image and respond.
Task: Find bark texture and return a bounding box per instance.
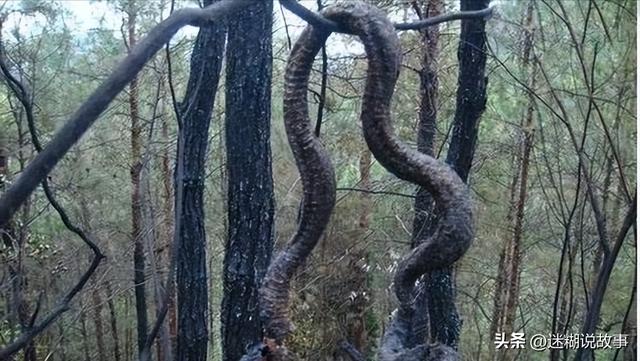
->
[424,0,488,349]
[410,0,443,347]
[175,0,226,360]
[221,3,276,361]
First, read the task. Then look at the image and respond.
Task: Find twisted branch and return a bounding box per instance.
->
[253,2,474,360]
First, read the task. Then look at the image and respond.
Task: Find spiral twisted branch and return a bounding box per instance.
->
[250,2,474,360]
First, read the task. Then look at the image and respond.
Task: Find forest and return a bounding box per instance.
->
[0,0,636,360]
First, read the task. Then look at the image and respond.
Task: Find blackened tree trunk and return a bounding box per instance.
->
[175,0,226,359]
[221,3,275,361]
[125,0,148,355]
[410,0,443,347]
[424,0,489,349]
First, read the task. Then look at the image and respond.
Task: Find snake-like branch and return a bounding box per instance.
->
[328,5,473,361]
[251,2,473,361]
[257,8,337,349]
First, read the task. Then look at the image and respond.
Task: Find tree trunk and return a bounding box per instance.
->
[91,286,108,361]
[574,197,636,361]
[410,0,443,347]
[423,0,489,349]
[159,101,177,350]
[104,280,122,361]
[2,98,37,361]
[125,0,148,355]
[78,190,109,361]
[491,3,535,360]
[221,3,275,361]
[175,0,226,359]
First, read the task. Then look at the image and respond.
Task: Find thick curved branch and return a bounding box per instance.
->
[259,17,336,344]
[279,0,494,33]
[254,3,473,361]
[0,0,251,228]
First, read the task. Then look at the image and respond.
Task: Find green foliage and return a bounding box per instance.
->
[0,0,635,360]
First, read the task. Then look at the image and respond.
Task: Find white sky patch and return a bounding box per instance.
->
[3,0,417,61]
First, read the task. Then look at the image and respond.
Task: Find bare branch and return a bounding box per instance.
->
[0,0,251,228]
[0,26,105,359]
[279,0,494,33]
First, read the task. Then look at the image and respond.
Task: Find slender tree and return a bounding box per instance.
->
[490,3,536,360]
[423,0,489,349]
[124,0,149,355]
[410,0,444,346]
[221,2,275,361]
[174,0,227,359]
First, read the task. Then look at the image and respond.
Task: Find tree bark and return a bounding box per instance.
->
[159,101,177,350]
[125,0,148,356]
[175,0,226,359]
[410,0,443,347]
[424,0,489,349]
[221,3,275,361]
[574,197,636,361]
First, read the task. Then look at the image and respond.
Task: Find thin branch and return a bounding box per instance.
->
[279,0,494,33]
[314,0,327,137]
[139,1,181,359]
[336,187,416,199]
[278,1,292,51]
[0,26,105,359]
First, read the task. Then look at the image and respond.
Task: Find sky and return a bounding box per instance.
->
[2,1,388,57]
[0,0,504,66]
[59,0,319,44]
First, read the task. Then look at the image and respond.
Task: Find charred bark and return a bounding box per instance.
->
[423,0,488,349]
[221,3,275,361]
[175,0,226,359]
